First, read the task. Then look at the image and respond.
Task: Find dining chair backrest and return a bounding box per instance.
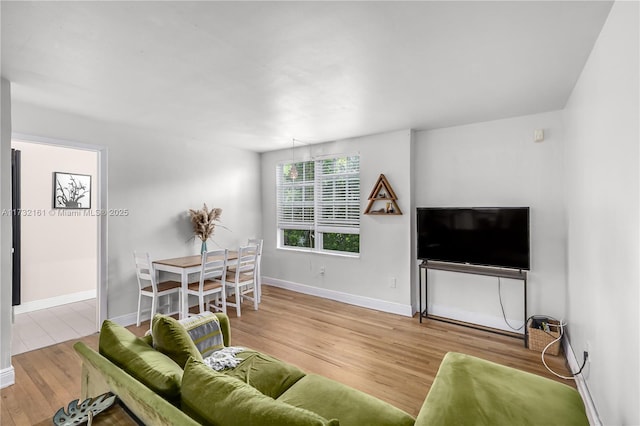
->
[233,245,258,277]
[248,238,263,257]
[247,239,263,275]
[200,248,228,286]
[134,251,156,293]
[247,238,263,303]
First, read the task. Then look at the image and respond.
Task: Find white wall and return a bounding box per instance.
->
[260,130,413,314]
[11,101,262,321]
[414,111,566,332]
[11,141,97,308]
[564,2,639,424]
[0,78,15,387]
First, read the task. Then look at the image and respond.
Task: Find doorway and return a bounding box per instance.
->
[10,135,106,354]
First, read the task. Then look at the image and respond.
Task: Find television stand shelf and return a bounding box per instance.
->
[418,260,528,347]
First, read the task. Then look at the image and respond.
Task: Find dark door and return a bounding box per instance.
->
[11,148,21,306]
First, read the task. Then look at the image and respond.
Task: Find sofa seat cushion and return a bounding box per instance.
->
[181,358,339,426]
[278,374,415,426]
[415,352,589,426]
[223,350,306,399]
[98,320,183,403]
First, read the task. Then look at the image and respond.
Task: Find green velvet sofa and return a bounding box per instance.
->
[73,313,589,426]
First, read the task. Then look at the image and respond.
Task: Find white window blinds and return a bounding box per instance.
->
[316,155,360,234]
[276,160,315,230]
[276,155,360,235]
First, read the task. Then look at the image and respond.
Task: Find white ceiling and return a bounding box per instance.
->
[1,1,612,152]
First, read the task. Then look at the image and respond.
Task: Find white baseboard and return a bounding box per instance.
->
[0,366,15,389]
[563,337,601,426]
[108,300,178,328]
[428,303,525,334]
[13,289,96,314]
[109,312,140,327]
[263,277,413,317]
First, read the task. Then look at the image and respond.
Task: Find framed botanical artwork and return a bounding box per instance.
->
[53,172,92,209]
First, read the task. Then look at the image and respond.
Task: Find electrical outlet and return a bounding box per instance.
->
[389,277,396,288]
[319,266,325,276]
[585,341,591,363]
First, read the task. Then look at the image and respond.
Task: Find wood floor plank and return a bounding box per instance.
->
[1,286,576,423]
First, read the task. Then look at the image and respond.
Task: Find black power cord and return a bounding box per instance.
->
[537,319,590,380]
[574,351,589,375]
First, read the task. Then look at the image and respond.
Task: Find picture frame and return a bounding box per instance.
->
[53,172,92,209]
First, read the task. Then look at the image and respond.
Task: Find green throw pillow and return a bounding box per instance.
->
[181,357,340,426]
[226,350,306,398]
[98,320,183,402]
[152,314,203,368]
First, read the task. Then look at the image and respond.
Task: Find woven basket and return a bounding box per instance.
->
[527,319,561,356]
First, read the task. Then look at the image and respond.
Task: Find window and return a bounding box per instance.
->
[277,155,360,255]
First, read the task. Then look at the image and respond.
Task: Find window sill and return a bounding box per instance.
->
[277,246,360,259]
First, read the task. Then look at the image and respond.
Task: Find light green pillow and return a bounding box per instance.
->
[152,314,203,368]
[178,311,225,357]
[98,320,183,402]
[226,350,306,398]
[181,357,340,426]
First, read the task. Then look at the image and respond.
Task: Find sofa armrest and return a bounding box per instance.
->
[415,352,588,426]
[73,342,200,426]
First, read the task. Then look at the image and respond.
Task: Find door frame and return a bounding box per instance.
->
[11,133,108,329]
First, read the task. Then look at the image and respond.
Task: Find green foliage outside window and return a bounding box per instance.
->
[322,233,359,253]
[283,229,314,248]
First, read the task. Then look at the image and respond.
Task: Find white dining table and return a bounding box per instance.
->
[153,251,237,319]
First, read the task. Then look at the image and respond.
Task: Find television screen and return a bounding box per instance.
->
[417,207,530,270]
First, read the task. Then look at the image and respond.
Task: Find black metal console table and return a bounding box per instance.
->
[418,260,528,346]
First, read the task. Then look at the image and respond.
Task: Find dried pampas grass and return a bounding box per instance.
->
[188,203,222,242]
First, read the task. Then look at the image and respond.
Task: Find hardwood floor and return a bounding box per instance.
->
[1,286,574,424]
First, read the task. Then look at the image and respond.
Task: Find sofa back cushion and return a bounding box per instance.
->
[181,357,340,426]
[225,350,306,399]
[98,320,183,403]
[152,314,203,368]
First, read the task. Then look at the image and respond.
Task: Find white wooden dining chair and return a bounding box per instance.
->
[134,251,181,327]
[226,245,258,317]
[248,238,263,303]
[186,249,227,316]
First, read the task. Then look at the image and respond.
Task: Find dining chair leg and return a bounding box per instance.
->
[256,265,261,303]
[235,287,242,317]
[215,294,222,312]
[136,294,142,327]
[253,285,258,311]
[150,296,157,324]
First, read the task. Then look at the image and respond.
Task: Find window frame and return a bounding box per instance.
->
[276,154,360,256]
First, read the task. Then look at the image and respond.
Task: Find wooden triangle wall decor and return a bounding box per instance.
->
[364,174,402,215]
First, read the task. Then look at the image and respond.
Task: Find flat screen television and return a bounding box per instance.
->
[417,207,530,270]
